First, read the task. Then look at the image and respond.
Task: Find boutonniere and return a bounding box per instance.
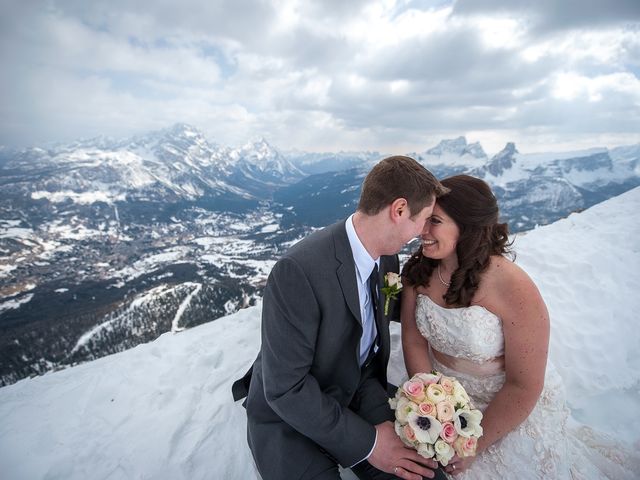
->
[381,272,402,315]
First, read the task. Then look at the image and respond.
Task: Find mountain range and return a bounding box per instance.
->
[1,123,638,386]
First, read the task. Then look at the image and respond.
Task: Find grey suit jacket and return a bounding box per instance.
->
[233,220,401,479]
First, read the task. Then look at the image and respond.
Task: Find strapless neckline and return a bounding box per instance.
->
[417,293,498,319]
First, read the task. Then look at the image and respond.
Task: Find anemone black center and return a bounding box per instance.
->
[460,416,468,429]
[416,417,431,430]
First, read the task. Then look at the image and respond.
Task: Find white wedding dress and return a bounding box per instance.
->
[414,294,640,480]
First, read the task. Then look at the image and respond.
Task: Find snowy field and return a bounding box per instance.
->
[0,188,639,479]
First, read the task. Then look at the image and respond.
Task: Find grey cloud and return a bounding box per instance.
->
[452,0,640,34]
[303,0,371,21]
[358,26,555,90]
[266,26,352,70]
[48,0,277,48]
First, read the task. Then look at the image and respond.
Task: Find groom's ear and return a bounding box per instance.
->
[390,198,408,220]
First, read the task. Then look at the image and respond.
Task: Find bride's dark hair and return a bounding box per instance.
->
[402,174,513,307]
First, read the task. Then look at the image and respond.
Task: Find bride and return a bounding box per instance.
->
[400,174,639,479]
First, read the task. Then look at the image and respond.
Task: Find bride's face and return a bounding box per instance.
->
[420,204,460,260]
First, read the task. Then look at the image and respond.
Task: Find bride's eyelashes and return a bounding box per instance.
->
[429,216,443,225]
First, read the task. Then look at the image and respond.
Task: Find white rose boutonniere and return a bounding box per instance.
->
[381,272,402,315]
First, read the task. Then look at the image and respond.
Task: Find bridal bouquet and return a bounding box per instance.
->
[389,371,483,466]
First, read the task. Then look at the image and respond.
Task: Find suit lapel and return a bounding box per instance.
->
[333,221,363,325]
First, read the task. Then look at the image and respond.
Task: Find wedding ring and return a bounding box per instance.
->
[452,464,457,470]
[394,466,399,475]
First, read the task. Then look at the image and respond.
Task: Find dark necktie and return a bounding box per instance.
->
[368,264,379,317]
[363,264,380,367]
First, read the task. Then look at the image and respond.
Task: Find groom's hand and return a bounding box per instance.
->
[368,421,439,480]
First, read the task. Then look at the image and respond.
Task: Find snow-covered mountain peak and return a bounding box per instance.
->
[426,136,469,156]
[233,137,304,182]
[421,136,488,167]
[465,141,487,159]
[481,142,519,178]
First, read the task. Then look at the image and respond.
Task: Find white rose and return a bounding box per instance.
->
[434,439,455,465]
[386,272,402,288]
[452,381,471,405]
[417,442,435,460]
[395,396,419,424]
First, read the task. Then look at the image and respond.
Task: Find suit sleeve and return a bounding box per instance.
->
[261,256,376,467]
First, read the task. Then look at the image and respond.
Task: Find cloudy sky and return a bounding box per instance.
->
[1,0,639,154]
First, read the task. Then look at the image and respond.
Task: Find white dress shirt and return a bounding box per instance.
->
[345,214,380,365]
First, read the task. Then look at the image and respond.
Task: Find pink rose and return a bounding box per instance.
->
[403,380,426,402]
[403,424,417,442]
[436,400,455,422]
[453,435,478,458]
[439,377,454,394]
[440,422,458,444]
[418,402,437,417]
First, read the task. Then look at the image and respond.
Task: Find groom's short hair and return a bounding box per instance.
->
[357,155,447,217]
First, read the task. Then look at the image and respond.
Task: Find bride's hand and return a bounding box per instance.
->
[445,454,474,475]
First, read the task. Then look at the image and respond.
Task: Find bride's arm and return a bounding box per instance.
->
[475,258,550,454]
[401,283,433,377]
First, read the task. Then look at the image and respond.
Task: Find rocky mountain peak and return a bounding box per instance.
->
[485,142,519,177]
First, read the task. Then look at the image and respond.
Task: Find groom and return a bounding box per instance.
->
[233,156,448,480]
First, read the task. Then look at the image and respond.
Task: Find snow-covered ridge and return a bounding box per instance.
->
[1,188,639,479]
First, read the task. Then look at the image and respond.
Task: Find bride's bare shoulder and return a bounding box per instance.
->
[480,255,539,301]
[486,255,529,282]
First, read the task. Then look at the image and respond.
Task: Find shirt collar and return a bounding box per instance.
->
[345,214,379,284]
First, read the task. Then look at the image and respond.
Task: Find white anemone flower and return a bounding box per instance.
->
[453,408,483,438]
[407,412,442,444]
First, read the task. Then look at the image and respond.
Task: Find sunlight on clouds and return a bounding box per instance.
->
[348,74,367,89]
[297,76,332,107]
[467,15,525,50]
[552,73,586,101]
[563,30,632,65]
[522,42,551,63]
[350,2,452,47]
[389,79,410,94]
[271,0,301,33]
[552,72,640,103]
[523,28,633,66]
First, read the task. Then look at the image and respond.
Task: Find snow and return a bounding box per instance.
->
[259,223,279,233]
[1,188,640,479]
[171,282,202,333]
[0,293,34,314]
[32,190,126,205]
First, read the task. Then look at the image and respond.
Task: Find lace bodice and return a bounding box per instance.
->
[415,294,504,363]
